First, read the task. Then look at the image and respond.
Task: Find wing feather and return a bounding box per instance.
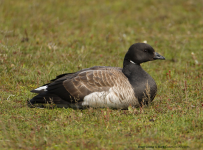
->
[63,69,117,99]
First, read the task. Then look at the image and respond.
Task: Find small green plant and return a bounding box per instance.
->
[0,0,202,149]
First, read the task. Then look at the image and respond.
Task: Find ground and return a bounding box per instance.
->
[0,0,203,149]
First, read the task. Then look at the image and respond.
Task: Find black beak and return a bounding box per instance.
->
[153,52,165,60]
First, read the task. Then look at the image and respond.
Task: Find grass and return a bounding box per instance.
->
[0,0,203,149]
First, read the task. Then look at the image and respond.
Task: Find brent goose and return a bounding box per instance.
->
[28,43,165,109]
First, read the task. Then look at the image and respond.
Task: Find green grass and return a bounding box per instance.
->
[0,0,203,149]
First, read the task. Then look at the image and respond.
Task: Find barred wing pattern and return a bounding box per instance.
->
[63,68,139,108]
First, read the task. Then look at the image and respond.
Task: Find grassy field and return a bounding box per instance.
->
[0,0,203,149]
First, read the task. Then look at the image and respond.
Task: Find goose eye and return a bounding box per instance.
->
[144,49,148,52]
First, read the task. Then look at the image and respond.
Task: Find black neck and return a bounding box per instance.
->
[123,58,140,67]
[122,59,156,105]
[122,59,143,78]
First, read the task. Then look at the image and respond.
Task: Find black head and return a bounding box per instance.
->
[124,43,165,65]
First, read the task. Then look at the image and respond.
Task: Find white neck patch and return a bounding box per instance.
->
[130,60,135,64]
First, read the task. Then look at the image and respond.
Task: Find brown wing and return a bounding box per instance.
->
[49,66,122,83]
[63,69,117,99]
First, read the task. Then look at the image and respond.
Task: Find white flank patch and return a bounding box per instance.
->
[34,85,47,91]
[82,87,139,109]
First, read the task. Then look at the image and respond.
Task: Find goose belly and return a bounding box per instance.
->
[82,87,139,109]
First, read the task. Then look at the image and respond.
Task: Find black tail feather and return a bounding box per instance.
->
[27,92,64,108]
